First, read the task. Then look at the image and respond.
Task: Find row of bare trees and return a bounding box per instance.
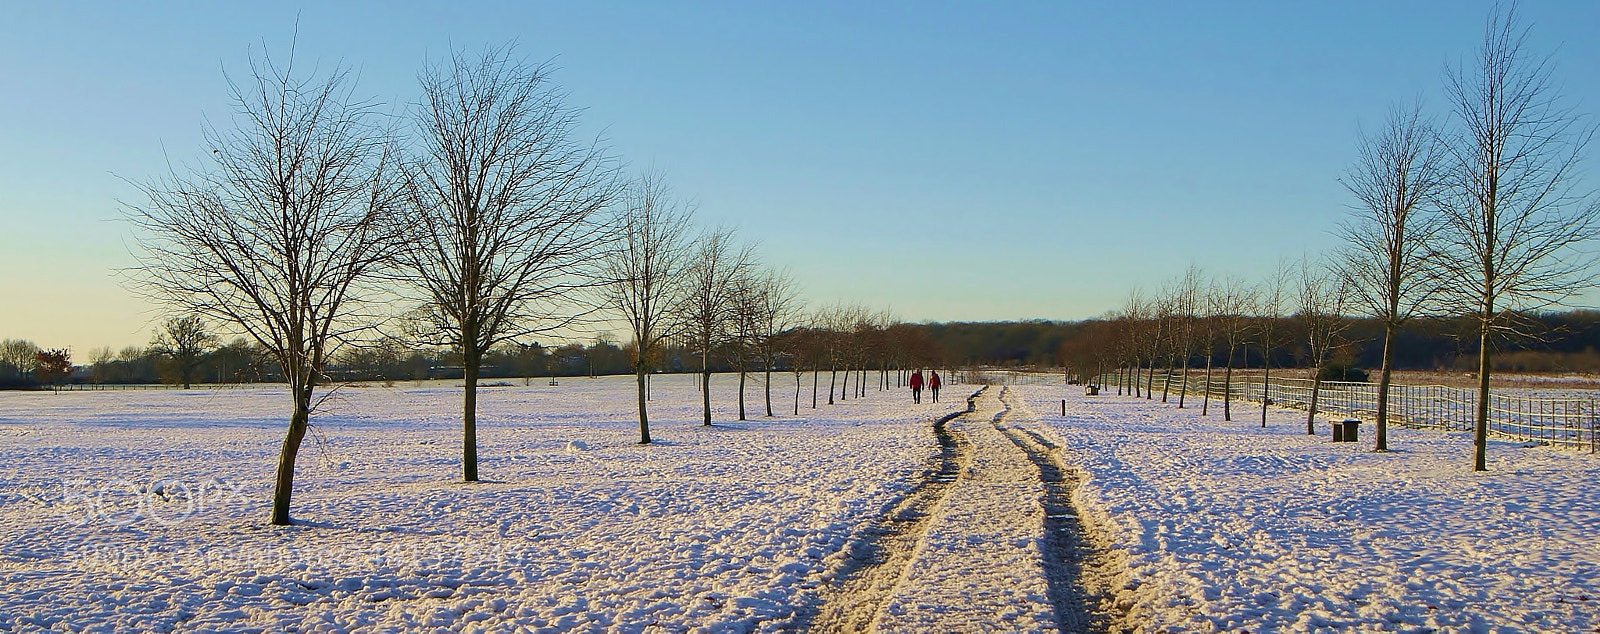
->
[1068,263,1353,422]
[120,44,759,525]
[1075,5,1600,473]
[121,41,955,525]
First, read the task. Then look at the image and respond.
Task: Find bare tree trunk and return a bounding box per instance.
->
[637,366,651,444]
[1201,355,1214,416]
[1223,345,1235,421]
[841,364,850,401]
[1375,325,1396,450]
[829,365,837,404]
[269,384,311,525]
[765,363,774,417]
[463,346,481,482]
[1260,348,1271,428]
[702,350,712,426]
[1475,307,1493,471]
[1177,355,1191,408]
[1161,356,1174,402]
[1307,371,1322,435]
[812,368,819,409]
[738,359,747,421]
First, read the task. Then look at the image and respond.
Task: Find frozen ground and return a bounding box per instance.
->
[1020,384,1600,633]
[4,374,1599,633]
[0,374,963,632]
[870,388,1058,631]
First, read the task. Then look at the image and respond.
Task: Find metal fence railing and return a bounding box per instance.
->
[1095,369,1599,453]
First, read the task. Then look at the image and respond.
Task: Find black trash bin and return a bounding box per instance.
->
[1333,418,1361,442]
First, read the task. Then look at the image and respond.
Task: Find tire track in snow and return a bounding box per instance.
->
[994,386,1124,633]
[800,388,981,633]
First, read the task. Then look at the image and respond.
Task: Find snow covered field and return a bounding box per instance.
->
[0,375,962,632]
[1017,384,1600,633]
[4,374,1598,632]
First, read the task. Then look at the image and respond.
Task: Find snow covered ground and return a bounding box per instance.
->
[871,388,1058,631]
[1018,384,1600,633]
[0,374,962,632]
[5,373,1598,632]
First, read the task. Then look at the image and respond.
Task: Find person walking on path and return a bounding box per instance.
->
[929,371,941,403]
[909,370,924,404]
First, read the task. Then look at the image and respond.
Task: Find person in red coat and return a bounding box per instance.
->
[909,370,924,404]
[929,371,942,403]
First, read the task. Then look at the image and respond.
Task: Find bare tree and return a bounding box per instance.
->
[1256,261,1293,428]
[678,227,754,425]
[149,315,219,389]
[603,173,694,443]
[1338,101,1447,451]
[1439,5,1600,471]
[1170,267,1204,408]
[126,49,401,525]
[0,339,39,383]
[1144,292,1171,401]
[1297,259,1354,435]
[727,264,762,421]
[752,269,802,416]
[88,346,115,385]
[399,46,616,480]
[1118,290,1148,397]
[1112,294,1144,397]
[1199,284,1222,416]
[1213,277,1258,422]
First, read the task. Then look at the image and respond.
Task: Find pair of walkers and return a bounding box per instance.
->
[909,370,941,404]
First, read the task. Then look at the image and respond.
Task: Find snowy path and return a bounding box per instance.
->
[991,388,1123,632]
[861,386,1118,632]
[802,391,975,632]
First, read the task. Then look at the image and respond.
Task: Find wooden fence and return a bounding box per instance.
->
[1097,369,1599,453]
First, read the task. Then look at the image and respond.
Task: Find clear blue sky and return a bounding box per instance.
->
[3,2,1598,354]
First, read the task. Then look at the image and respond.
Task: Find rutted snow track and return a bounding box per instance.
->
[802,389,978,632]
[806,386,1121,633]
[992,387,1124,633]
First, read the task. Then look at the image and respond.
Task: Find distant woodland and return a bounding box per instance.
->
[8,310,1600,389]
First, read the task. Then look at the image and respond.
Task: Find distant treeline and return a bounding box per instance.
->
[927,310,1600,373]
[7,310,1600,389]
[0,337,703,389]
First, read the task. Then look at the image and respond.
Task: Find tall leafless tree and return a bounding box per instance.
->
[0,339,39,383]
[1338,101,1447,451]
[727,263,763,421]
[603,173,694,443]
[751,269,802,416]
[149,314,219,389]
[1256,261,1292,428]
[1439,5,1599,471]
[399,47,616,480]
[1119,290,1148,398]
[126,49,402,525]
[678,227,754,425]
[1170,267,1204,408]
[1213,277,1258,422]
[1297,259,1353,435]
[1199,284,1222,416]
